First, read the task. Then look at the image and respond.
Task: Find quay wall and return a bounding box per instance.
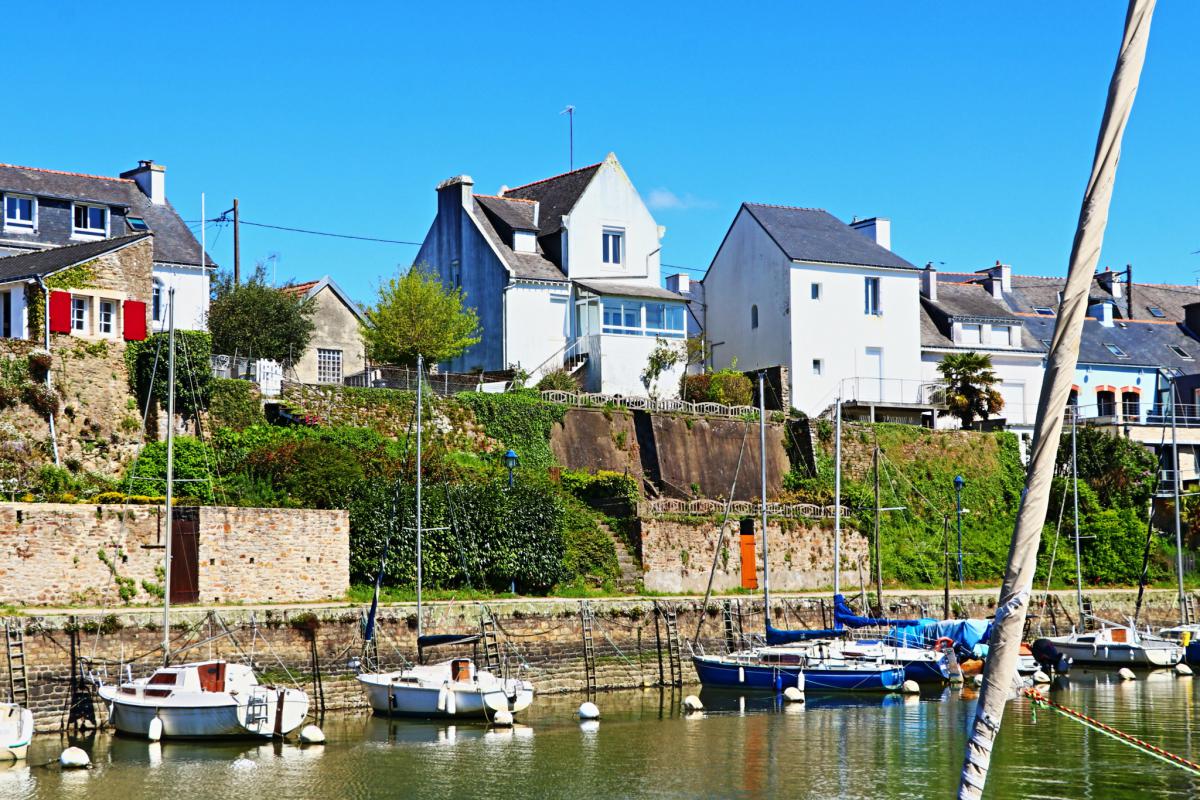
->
[4,588,1193,733]
[0,503,348,606]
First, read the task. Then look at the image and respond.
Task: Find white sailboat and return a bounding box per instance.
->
[356,354,534,720]
[98,288,310,739]
[0,703,33,761]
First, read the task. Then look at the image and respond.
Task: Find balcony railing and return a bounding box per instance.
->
[841,378,947,407]
[540,390,760,419]
[640,498,847,519]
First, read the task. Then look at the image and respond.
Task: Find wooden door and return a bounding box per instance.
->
[739,518,758,590]
[170,512,200,604]
[198,661,226,692]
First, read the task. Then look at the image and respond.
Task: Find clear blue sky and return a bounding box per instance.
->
[7,2,1199,304]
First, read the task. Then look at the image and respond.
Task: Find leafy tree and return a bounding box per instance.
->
[937,352,1003,427]
[206,265,316,367]
[125,330,213,420]
[362,265,480,366]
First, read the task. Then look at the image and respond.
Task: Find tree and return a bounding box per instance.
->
[361,265,480,366]
[207,265,316,367]
[937,352,1003,427]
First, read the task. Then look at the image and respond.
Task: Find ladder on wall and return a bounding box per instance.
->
[479,606,501,674]
[664,606,683,688]
[5,622,29,706]
[722,599,745,654]
[580,602,597,697]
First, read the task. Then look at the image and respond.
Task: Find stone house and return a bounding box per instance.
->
[279,276,368,384]
[0,160,215,331]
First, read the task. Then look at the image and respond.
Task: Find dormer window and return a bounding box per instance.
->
[73,203,108,238]
[1034,307,1055,316]
[513,229,537,254]
[3,194,36,231]
[1147,306,1166,318]
[602,228,623,265]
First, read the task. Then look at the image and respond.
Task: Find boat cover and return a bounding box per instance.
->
[833,594,922,629]
[765,623,841,645]
[887,619,992,652]
[416,633,482,650]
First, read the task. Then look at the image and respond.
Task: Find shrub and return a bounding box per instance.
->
[124,436,216,503]
[243,439,365,509]
[208,378,263,431]
[535,369,581,393]
[560,469,641,517]
[125,331,213,419]
[679,370,753,407]
[561,499,619,580]
[456,390,567,471]
[22,383,59,415]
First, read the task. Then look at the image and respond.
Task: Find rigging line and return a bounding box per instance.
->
[226,217,424,246]
[693,425,750,645]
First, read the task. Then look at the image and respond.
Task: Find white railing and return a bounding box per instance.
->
[841,378,947,407]
[210,355,282,397]
[640,498,846,519]
[343,366,510,395]
[540,390,760,419]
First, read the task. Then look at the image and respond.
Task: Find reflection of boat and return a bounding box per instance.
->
[0,704,32,761]
[99,661,309,739]
[1049,625,1183,668]
[358,658,534,720]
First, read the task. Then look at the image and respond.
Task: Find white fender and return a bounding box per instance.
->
[437,685,448,712]
[738,666,745,684]
[445,687,457,716]
[147,716,163,742]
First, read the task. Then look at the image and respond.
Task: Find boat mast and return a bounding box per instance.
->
[873,431,883,611]
[833,394,843,596]
[1072,408,1084,627]
[161,288,176,666]
[1171,373,1188,625]
[416,353,424,641]
[758,372,770,623]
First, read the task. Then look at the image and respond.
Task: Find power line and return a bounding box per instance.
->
[664,262,707,276]
[207,213,422,246]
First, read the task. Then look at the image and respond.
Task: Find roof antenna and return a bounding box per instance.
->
[560,106,575,170]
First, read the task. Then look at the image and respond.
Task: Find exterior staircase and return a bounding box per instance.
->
[597,520,642,593]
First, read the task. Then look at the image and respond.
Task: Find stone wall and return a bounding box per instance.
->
[0,502,348,606]
[639,515,869,593]
[549,407,642,477]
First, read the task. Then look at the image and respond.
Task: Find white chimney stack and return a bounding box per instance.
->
[121,160,166,205]
[850,217,891,251]
[920,263,937,302]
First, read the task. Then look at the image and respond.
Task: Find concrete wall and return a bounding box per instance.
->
[549,408,642,477]
[587,333,686,397]
[291,285,367,385]
[563,154,663,286]
[0,503,348,606]
[503,281,568,375]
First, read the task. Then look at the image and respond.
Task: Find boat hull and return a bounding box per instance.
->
[99,687,309,739]
[1051,641,1181,667]
[690,656,805,692]
[358,675,534,720]
[0,705,32,761]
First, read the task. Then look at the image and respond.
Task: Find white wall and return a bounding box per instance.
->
[921,349,1045,431]
[788,263,923,414]
[562,155,664,287]
[589,333,685,398]
[504,281,569,375]
[0,282,29,339]
[155,264,210,332]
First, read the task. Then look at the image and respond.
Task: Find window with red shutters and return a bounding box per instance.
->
[123,300,147,341]
[48,291,72,333]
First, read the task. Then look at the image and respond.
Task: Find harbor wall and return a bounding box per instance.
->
[5,588,1193,733]
[0,503,348,606]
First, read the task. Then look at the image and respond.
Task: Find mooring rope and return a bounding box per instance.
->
[1023,687,1200,774]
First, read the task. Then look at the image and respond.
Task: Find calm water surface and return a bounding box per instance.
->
[4,671,1199,799]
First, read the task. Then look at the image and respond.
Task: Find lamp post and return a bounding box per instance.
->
[954,475,965,585]
[504,449,519,488]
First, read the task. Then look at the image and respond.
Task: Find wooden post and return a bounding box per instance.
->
[233,198,241,285]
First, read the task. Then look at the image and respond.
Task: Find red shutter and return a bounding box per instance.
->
[48,291,72,333]
[123,300,147,341]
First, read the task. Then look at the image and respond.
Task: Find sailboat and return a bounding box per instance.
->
[356,355,534,720]
[98,288,310,739]
[0,703,32,761]
[691,377,907,693]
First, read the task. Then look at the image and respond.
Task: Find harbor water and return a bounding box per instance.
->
[4,672,1199,799]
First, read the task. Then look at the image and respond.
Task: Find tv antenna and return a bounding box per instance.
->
[560,105,575,170]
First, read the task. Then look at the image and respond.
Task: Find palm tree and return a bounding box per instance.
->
[937,352,1004,428]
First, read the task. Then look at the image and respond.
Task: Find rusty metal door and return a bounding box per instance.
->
[170,511,200,604]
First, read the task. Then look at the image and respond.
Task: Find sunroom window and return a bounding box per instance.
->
[599,298,685,337]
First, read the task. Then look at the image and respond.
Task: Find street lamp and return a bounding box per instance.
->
[954,475,965,585]
[504,449,519,488]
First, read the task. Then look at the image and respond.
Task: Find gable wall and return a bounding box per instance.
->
[292,285,367,384]
[563,160,663,285]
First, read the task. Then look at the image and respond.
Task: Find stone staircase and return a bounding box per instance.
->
[597,520,642,593]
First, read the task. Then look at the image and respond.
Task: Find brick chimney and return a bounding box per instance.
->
[121,159,166,205]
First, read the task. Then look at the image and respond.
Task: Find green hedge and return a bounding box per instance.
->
[561,469,641,517]
[455,390,567,471]
[208,379,263,431]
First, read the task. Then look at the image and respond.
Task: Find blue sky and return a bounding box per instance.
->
[7,2,1199,304]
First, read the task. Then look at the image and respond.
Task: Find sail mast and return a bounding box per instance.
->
[416,353,424,641]
[758,372,770,623]
[958,2,1155,796]
[161,288,176,666]
[833,395,843,596]
[1171,374,1188,625]
[1072,410,1084,625]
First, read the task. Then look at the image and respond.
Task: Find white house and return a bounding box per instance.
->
[414,153,688,397]
[702,204,935,420]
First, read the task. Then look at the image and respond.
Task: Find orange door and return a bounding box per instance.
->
[740,532,758,590]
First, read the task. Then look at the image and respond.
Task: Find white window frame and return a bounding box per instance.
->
[960,323,982,345]
[71,296,90,333]
[599,297,685,338]
[3,193,37,232]
[864,277,881,316]
[152,280,163,323]
[72,203,109,239]
[989,324,1012,347]
[602,227,624,265]
[98,299,117,336]
[317,348,343,384]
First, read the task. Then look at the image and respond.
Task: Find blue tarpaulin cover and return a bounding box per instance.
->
[833,594,923,629]
[765,624,841,645]
[887,619,992,651]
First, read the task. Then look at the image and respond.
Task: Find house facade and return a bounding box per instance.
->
[0,161,214,332]
[414,153,687,396]
[702,204,933,420]
[279,276,368,385]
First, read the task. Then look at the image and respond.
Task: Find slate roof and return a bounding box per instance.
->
[0,233,151,282]
[503,162,602,238]
[928,283,1018,321]
[573,279,684,301]
[1007,273,1200,323]
[1022,315,1200,369]
[919,304,954,347]
[741,203,916,270]
[476,195,537,231]
[0,163,215,269]
[470,199,565,282]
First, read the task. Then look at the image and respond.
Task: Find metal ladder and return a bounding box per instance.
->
[722,599,745,653]
[245,690,270,726]
[5,622,28,706]
[580,602,597,697]
[664,606,683,687]
[479,606,501,673]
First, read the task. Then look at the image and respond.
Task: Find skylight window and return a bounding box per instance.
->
[127,216,149,232]
[1147,306,1166,318]
[1169,345,1193,360]
[1103,343,1128,358]
[1034,307,1055,316]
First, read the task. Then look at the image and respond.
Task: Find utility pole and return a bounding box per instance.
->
[233,197,241,285]
[873,433,883,613]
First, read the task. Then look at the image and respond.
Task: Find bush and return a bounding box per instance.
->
[208,378,263,431]
[22,383,59,415]
[243,439,365,509]
[679,369,753,406]
[561,469,641,517]
[124,436,216,503]
[125,331,213,419]
[456,390,567,471]
[535,369,581,392]
[561,498,619,579]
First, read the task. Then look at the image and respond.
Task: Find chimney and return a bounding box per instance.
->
[120,159,166,205]
[1088,300,1115,327]
[1096,267,1124,299]
[920,263,937,302]
[436,174,474,208]
[849,217,891,251]
[978,260,1011,299]
[1185,301,1200,335]
[665,273,690,295]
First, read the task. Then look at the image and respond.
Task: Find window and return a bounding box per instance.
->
[602,228,623,265]
[1034,307,1055,316]
[990,325,1012,347]
[1068,388,1078,408]
[812,359,823,376]
[1147,306,1166,318]
[811,283,822,300]
[1103,343,1128,358]
[71,297,89,332]
[317,349,343,384]
[1097,390,1116,418]
[960,323,982,345]
[864,277,881,315]
[1169,344,1193,360]
[98,300,115,335]
[600,298,685,337]
[3,194,35,231]
[1122,391,1140,420]
[1,290,11,338]
[73,204,107,237]
[126,216,149,232]
[152,281,163,322]
[751,304,759,329]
